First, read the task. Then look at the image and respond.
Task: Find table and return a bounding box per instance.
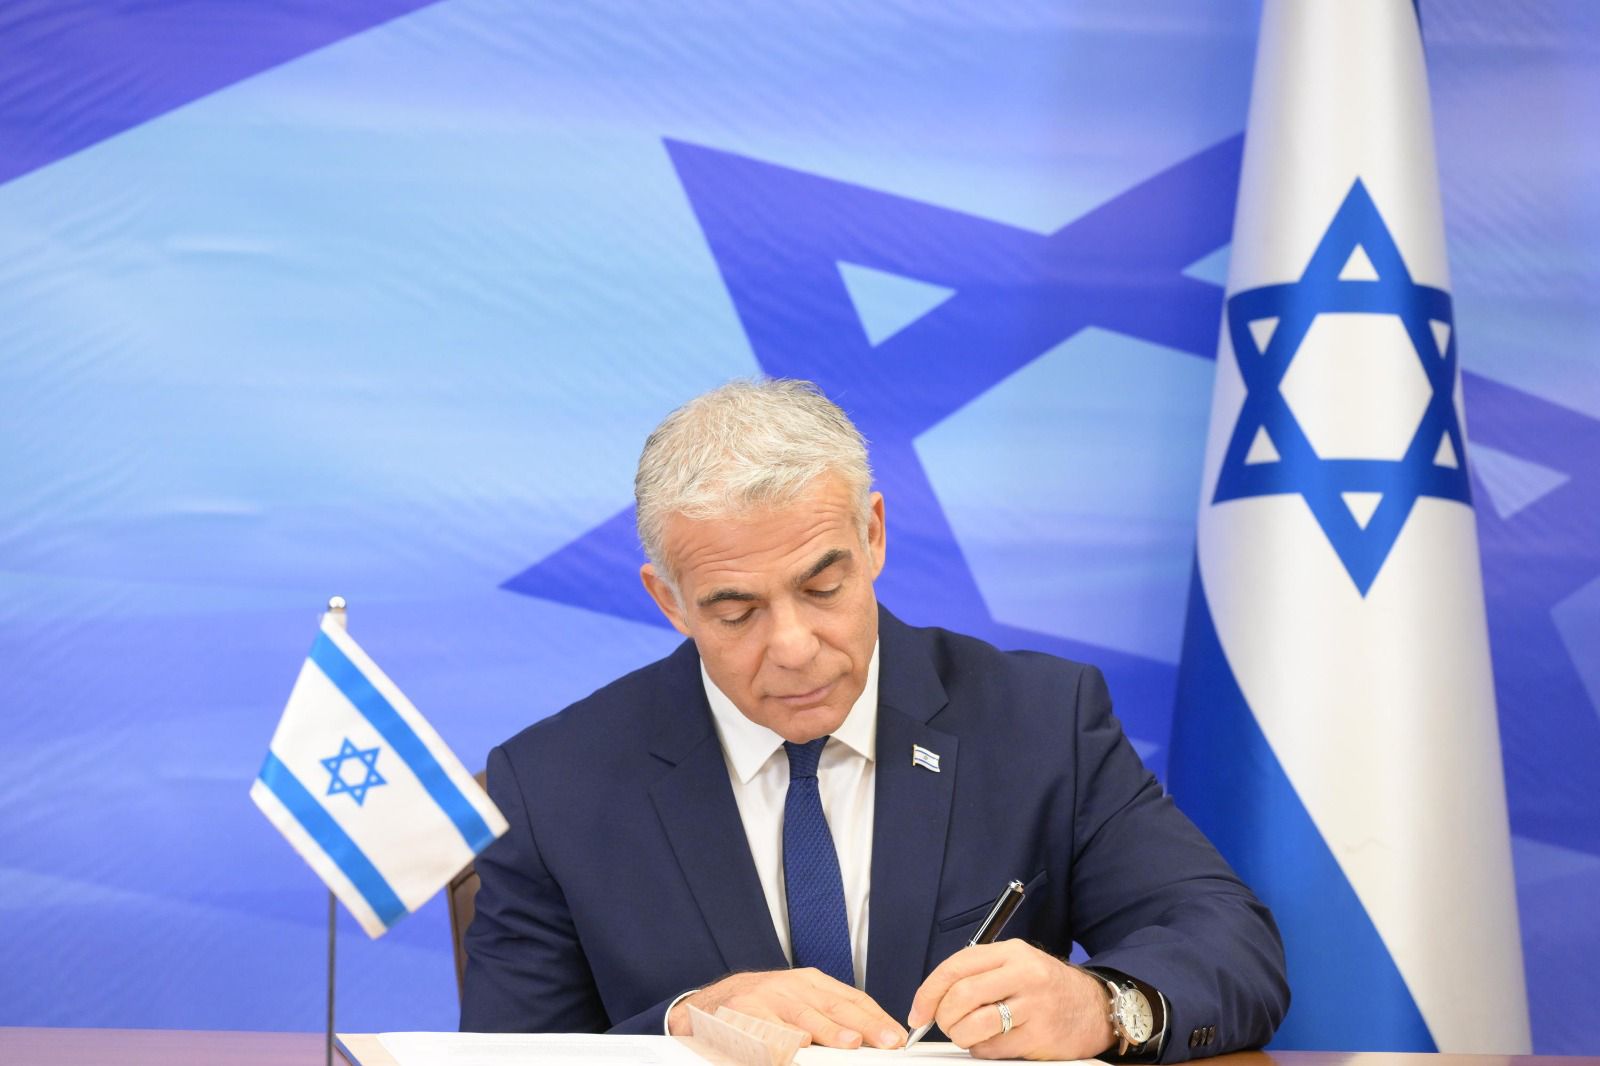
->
[1,1028,1593,1066]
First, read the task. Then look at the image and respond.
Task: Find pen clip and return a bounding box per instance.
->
[969,879,1026,947]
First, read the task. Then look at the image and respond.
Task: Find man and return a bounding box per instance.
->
[462,379,1288,1060]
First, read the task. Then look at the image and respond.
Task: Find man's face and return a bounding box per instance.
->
[640,474,887,744]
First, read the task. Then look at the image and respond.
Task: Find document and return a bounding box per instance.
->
[800,1046,980,1062]
[344,1031,1096,1066]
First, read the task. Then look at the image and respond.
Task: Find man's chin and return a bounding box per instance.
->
[766,700,850,745]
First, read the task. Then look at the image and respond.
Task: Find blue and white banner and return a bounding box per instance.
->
[1170,1,1530,1052]
[251,614,507,937]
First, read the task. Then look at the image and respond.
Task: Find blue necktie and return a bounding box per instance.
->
[783,737,854,987]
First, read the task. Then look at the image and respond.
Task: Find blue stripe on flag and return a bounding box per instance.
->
[1168,568,1436,1051]
[309,632,496,853]
[258,751,408,929]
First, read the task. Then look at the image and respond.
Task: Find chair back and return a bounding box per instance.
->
[448,770,489,1000]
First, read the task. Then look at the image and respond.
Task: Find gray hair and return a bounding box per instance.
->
[634,378,874,576]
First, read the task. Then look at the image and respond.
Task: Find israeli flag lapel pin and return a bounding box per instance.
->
[911,744,941,773]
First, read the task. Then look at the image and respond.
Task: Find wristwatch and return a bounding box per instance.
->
[1082,966,1168,1062]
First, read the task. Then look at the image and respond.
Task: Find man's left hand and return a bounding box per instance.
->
[907,940,1116,1060]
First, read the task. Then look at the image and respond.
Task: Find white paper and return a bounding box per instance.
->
[795,1047,973,1063]
[367,1031,1098,1066]
[796,1046,1093,1063]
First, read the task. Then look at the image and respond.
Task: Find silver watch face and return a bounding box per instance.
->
[1113,986,1155,1045]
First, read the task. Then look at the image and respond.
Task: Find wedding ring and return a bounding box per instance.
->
[997,1000,1014,1035]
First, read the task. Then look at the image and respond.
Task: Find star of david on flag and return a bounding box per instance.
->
[321,738,386,805]
[1169,0,1528,1053]
[1213,178,1470,595]
[251,610,507,937]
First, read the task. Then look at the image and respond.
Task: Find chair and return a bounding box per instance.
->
[448,770,489,1000]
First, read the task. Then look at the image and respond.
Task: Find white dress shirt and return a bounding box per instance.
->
[701,642,879,989]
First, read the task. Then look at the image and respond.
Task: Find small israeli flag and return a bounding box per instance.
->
[911,744,941,773]
[250,613,507,937]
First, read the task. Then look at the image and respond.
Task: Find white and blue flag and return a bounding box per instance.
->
[1169,1,1529,1052]
[251,614,507,937]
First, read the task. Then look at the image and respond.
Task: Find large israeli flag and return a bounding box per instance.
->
[1169,2,1529,1052]
[251,614,507,937]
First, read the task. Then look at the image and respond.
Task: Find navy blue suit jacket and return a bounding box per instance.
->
[461,608,1287,1059]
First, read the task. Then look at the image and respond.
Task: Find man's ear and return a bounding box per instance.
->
[640,563,692,637]
[866,491,887,580]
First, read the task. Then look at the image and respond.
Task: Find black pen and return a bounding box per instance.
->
[903,879,1026,1049]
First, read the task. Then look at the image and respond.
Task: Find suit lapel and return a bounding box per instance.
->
[866,610,957,1023]
[647,642,788,976]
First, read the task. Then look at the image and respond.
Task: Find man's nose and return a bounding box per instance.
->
[766,598,820,669]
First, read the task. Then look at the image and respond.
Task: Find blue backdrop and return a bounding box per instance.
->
[1,0,1595,1053]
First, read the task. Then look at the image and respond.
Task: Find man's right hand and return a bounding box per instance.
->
[666,968,907,1050]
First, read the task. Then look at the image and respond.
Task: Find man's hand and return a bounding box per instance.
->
[907,941,1115,1060]
[667,968,907,1050]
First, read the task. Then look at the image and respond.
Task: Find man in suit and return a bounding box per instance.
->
[462,379,1288,1060]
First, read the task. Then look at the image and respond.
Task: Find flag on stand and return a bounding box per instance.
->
[1169,1,1529,1052]
[251,612,508,937]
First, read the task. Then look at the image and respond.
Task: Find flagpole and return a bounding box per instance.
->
[324,596,346,1066]
[327,889,336,1066]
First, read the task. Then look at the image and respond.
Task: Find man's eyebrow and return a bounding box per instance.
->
[697,588,758,609]
[797,548,852,586]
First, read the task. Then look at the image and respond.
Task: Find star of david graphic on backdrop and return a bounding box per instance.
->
[322,738,386,806]
[1212,179,1471,595]
[504,135,1248,742]
[501,136,1600,793]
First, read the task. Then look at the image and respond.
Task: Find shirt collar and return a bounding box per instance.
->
[702,640,880,784]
